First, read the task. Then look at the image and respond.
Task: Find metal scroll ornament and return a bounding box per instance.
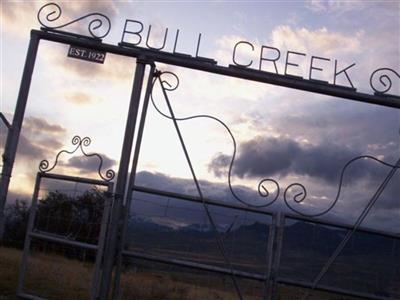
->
[37,3,111,39]
[369,68,400,95]
[39,136,115,182]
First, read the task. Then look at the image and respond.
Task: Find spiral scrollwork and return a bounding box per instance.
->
[257,178,280,203]
[369,68,400,95]
[72,135,81,145]
[38,160,50,172]
[37,3,111,39]
[38,135,115,182]
[159,71,180,91]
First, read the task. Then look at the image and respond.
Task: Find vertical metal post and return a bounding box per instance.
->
[17,173,41,295]
[92,182,114,300]
[111,64,155,300]
[99,58,148,299]
[0,31,40,241]
[263,214,277,300]
[271,213,285,300]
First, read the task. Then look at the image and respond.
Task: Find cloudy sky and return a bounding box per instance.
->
[1,1,399,232]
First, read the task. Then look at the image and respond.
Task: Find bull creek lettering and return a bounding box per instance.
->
[120,19,356,89]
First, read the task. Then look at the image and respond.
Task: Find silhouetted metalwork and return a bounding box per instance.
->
[370,68,400,95]
[284,155,400,217]
[2,8,398,299]
[151,71,280,210]
[39,135,115,182]
[37,3,111,39]
[151,70,400,219]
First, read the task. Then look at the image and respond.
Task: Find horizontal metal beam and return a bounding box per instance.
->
[32,29,400,109]
[38,172,111,187]
[30,231,99,250]
[133,185,274,216]
[132,185,400,239]
[278,278,399,300]
[16,292,46,300]
[122,250,266,281]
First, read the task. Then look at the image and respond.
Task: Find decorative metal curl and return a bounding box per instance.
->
[37,3,111,39]
[158,71,180,91]
[39,135,115,182]
[369,68,400,95]
[283,155,400,217]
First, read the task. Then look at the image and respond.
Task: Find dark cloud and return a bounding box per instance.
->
[209,136,367,183]
[269,102,400,156]
[16,117,67,161]
[23,117,66,134]
[66,154,116,175]
[17,135,47,160]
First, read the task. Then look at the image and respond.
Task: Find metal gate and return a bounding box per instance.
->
[0,3,399,300]
[17,136,114,300]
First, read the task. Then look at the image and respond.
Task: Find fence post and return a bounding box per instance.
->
[271,212,285,300]
[263,213,277,300]
[0,31,40,241]
[111,63,156,300]
[98,58,148,299]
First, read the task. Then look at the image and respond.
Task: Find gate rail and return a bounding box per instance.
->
[121,185,400,300]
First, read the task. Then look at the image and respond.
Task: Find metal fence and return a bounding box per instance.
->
[1,5,399,299]
[114,185,400,300]
[17,172,113,300]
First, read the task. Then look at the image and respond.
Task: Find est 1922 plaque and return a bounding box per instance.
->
[67,45,106,64]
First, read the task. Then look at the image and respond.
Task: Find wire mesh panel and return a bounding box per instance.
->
[279,216,400,299]
[124,189,273,275]
[116,187,278,299]
[35,177,109,245]
[17,172,113,300]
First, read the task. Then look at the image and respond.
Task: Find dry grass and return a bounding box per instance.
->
[0,247,361,300]
[0,246,92,300]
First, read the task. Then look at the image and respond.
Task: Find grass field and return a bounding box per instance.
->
[0,246,362,300]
